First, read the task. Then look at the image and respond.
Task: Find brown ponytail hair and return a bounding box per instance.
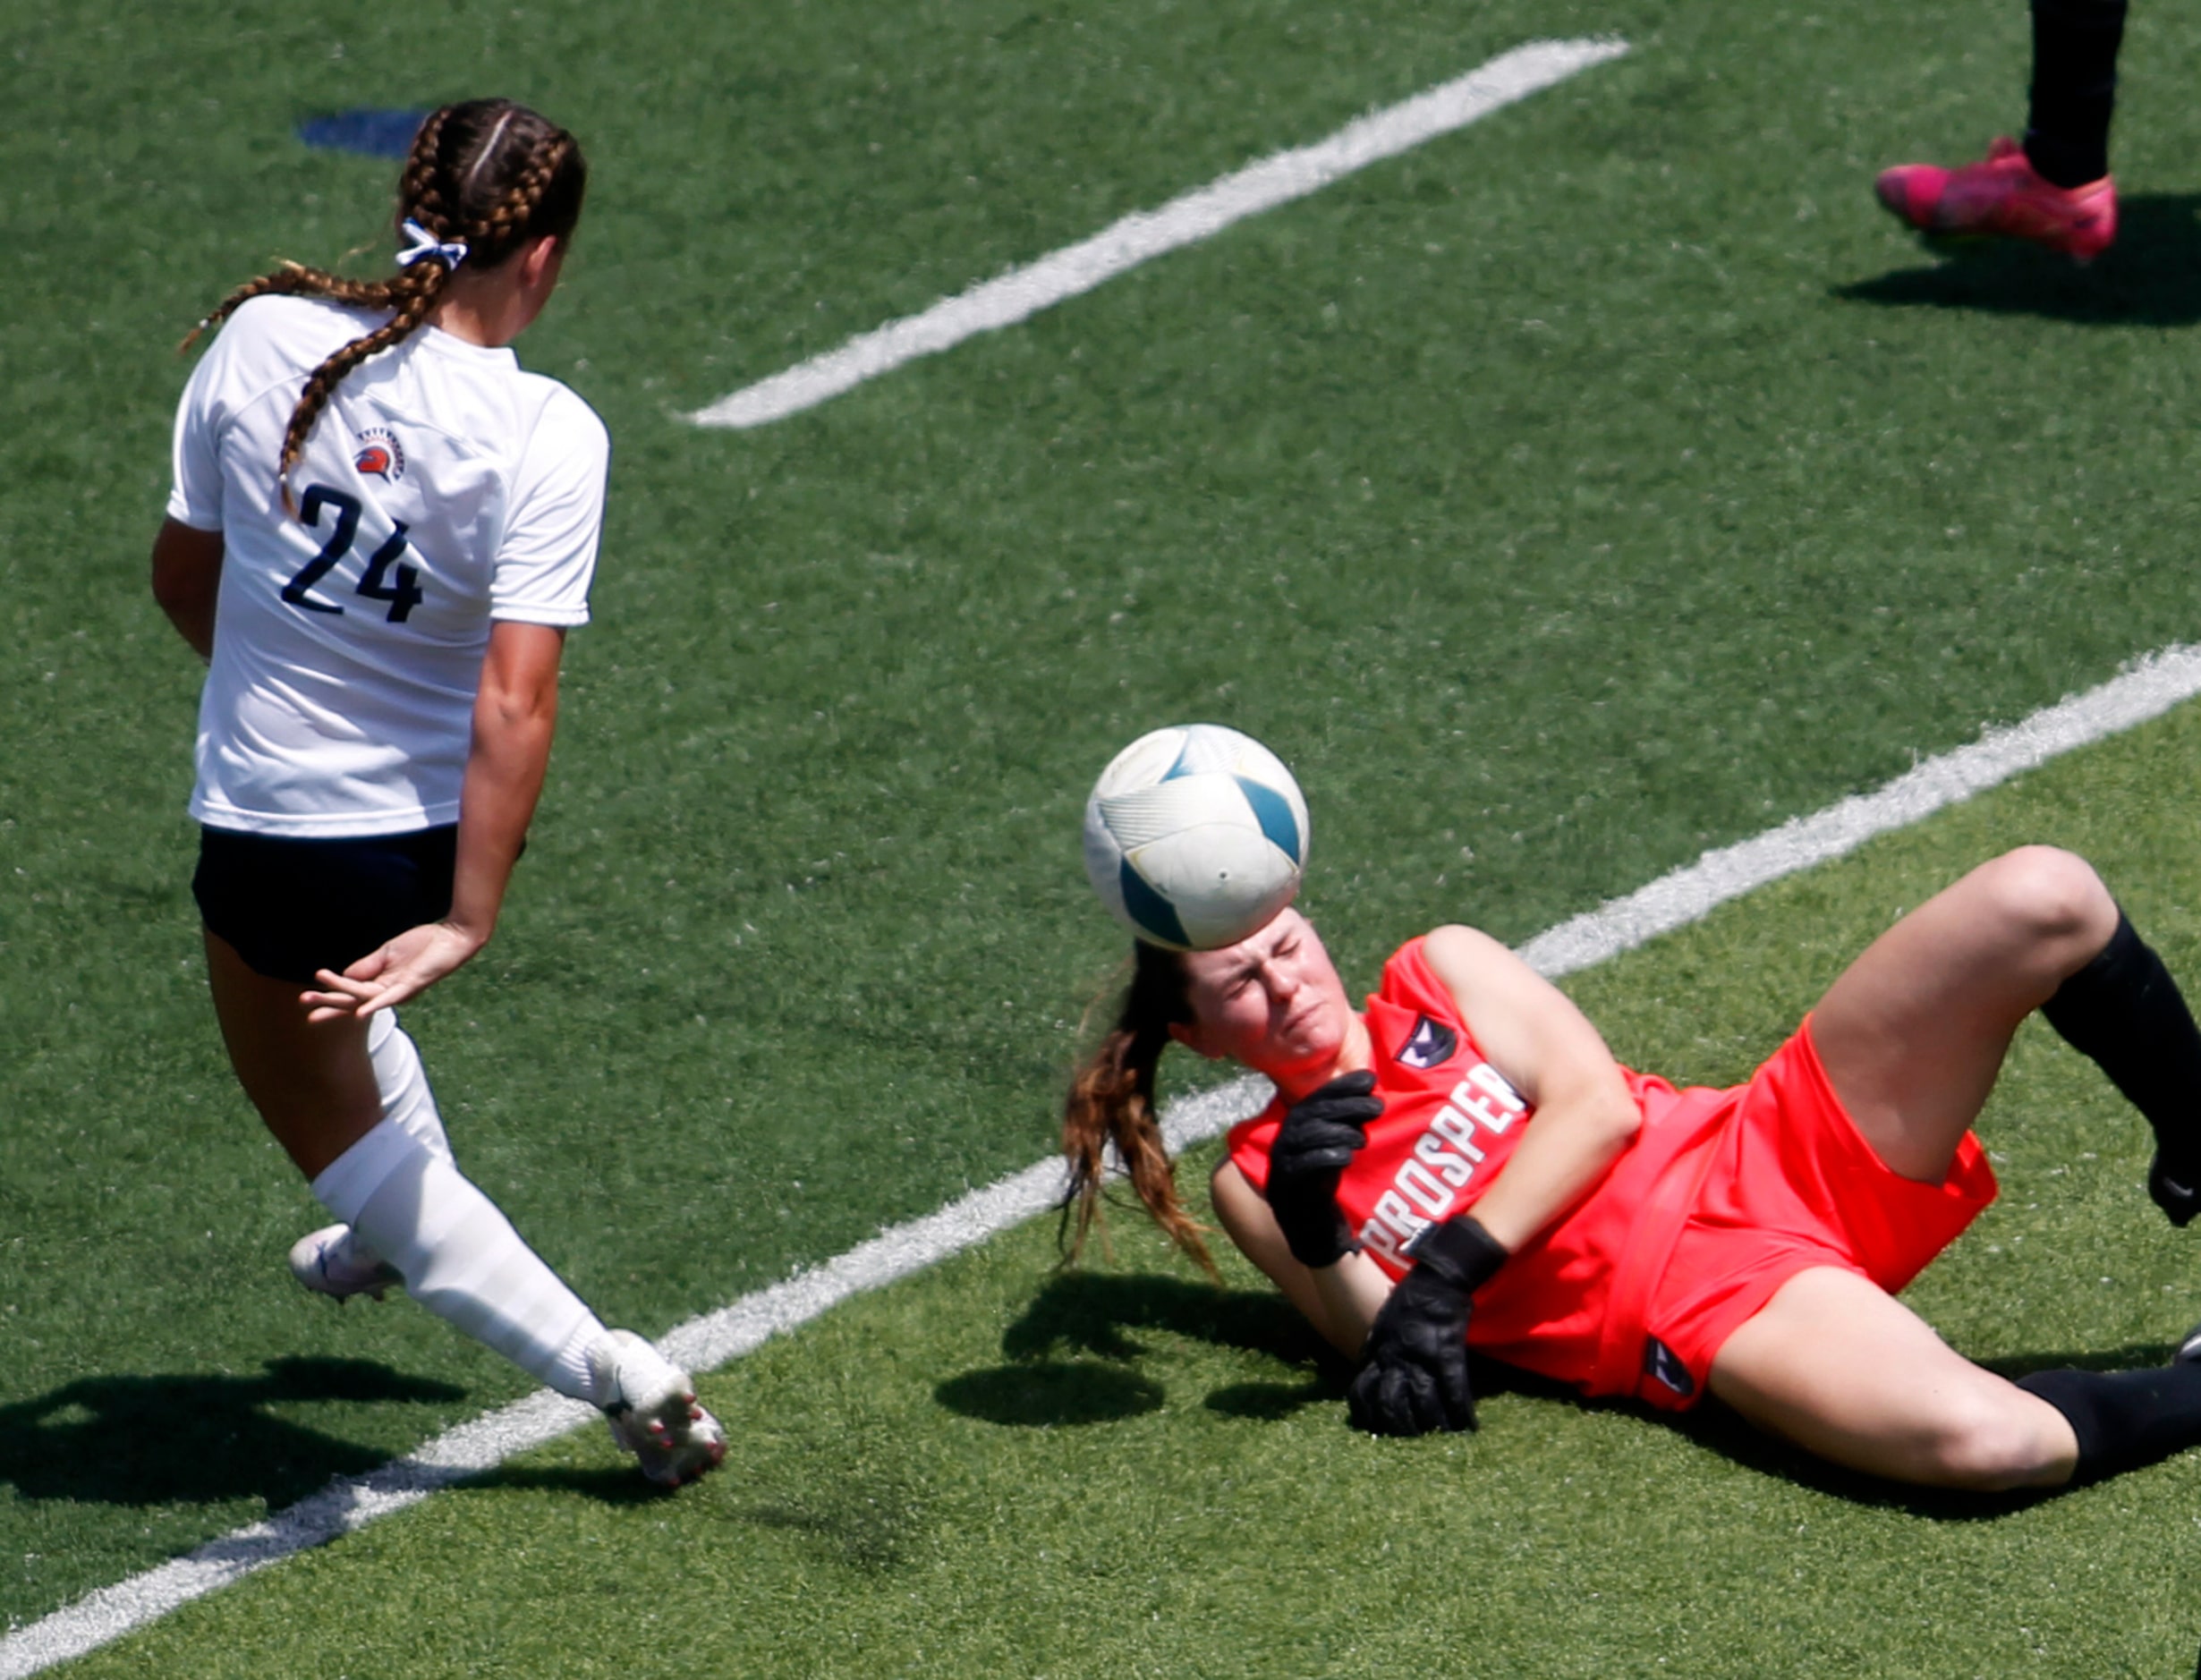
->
[183,98,589,509]
[1061,940,1216,1276]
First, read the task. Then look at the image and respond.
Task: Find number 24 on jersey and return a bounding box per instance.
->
[281,484,424,623]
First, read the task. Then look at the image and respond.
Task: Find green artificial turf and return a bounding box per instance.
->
[59,708,2201,1679]
[6,0,2201,1659]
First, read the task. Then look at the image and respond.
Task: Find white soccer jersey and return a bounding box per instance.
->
[167,293,608,836]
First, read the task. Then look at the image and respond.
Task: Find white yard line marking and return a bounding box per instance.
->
[684,38,1629,430]
[1514,644,2201,978]
[9,641,2201,1674]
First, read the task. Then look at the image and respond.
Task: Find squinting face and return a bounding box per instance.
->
[1169,908,1357,1086]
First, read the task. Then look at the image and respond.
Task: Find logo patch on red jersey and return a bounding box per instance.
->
[353,427,404,483]
[1643,1336,1695,1398]
[1396,1014,1457,1070]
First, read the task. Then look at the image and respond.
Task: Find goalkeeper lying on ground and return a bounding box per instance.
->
[1065,845,2201,1491]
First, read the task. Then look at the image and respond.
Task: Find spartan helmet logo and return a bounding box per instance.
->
[353,427,404,483]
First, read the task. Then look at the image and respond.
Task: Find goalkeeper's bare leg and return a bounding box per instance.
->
[1718,848,2201,1489]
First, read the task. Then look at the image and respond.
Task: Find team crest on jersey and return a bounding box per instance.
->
[353,427,404,482]
[1396,1014,1458,1070]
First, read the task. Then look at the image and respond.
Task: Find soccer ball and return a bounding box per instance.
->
[1082,724,1309,951]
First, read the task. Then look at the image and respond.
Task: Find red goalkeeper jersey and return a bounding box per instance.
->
[1226,938,1995,1406]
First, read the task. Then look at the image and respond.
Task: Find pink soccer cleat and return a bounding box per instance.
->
[1874,137,2117,261]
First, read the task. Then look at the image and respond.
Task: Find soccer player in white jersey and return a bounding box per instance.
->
[149,98,725,1487]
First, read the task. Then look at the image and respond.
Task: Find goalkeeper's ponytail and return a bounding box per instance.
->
[1060,941,1216,1277]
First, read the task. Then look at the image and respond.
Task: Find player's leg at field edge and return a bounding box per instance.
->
[1714,849,2201,1489]
[207,927,608,1401]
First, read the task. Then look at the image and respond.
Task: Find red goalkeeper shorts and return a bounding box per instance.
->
[1621,1016,1999,1410]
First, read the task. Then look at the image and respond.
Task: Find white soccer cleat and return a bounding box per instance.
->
[588,1329,727,1488]
[288,1224,404,1304]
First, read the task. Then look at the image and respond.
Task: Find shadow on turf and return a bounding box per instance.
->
[1839,193,2201,325]
[943,1272,2190,1514]
[461,1464,674,1505]
[0,1356,464,1509]
[935,1271,1347,1428]
[737,1467,928,1572]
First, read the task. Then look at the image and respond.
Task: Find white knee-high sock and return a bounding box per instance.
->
[367,1009,450,1161]
[311,1118,608,1402]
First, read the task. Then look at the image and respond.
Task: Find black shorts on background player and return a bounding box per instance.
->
[191,826,457,984]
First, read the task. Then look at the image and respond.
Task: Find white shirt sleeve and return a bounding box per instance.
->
[490,386,608,626]
[166,337,229,532]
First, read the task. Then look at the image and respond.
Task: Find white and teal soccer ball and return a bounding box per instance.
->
[1082,724,1310,951]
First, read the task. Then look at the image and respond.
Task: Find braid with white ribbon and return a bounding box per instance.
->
[395,217,469,273]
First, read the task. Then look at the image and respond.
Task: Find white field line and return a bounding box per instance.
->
[1513,643,2201,977]
[684,38,1629,430]
[10,641,2201,1675]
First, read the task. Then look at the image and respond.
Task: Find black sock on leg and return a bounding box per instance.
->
[2023,0,2128,188]
[2042,912,2201,1226]
[2017,1363,2201,1482]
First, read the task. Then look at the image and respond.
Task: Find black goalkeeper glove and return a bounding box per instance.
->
[1265,1070,1382,1269]
[1346,1214,1508,1436]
